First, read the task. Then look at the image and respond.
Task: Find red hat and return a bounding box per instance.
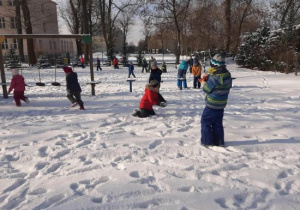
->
[63,66,73,74]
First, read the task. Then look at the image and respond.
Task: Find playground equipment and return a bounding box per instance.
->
[51,58,61,86]
[1,34,94,98]
[36,66,46,86]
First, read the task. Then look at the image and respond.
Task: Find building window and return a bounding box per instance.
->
[11,17,17,29]
[2,39,8,49]
[11,38,18,49]
[0,17,5,28]
[8,0,15,6]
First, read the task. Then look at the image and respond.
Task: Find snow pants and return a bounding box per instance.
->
[136,108,156,118]
[13,91,27,106]
[201,106,224,146]
[67,91,84,107]
[193,76,201,88]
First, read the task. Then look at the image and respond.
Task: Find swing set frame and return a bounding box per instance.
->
[0,34,95,99]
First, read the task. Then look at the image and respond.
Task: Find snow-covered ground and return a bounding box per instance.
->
[0,57,300,210]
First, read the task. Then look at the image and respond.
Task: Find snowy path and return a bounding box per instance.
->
[0,62,300,209]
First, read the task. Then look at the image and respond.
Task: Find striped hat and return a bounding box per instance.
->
[210,54,226,67]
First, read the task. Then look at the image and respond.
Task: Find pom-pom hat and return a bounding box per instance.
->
[210,54,226,67]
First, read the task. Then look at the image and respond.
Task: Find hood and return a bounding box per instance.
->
[11,69,19,76]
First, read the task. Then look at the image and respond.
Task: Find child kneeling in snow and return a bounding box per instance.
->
[132,80,167,118]
[7,69,29,107]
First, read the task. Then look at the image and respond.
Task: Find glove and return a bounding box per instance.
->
[158,102,167,107]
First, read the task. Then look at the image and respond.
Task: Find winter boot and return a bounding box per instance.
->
[71,102,78,107]
[79,103,85,110]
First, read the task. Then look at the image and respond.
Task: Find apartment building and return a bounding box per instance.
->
[0,0,75,60]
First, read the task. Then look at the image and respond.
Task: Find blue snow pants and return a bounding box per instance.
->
[201,106,224,146]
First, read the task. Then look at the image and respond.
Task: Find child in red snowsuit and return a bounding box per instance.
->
[132,80,167,118]
[7,69,29,106]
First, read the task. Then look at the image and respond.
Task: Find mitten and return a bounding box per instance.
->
[158,102,167,107]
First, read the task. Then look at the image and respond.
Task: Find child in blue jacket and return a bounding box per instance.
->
[127,61,136,78]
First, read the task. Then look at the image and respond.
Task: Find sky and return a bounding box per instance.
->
[53,0,143,45]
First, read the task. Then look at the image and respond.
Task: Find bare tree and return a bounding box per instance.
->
[59,0,83,56]
[150,0,191,64]
[224,0,231,52]
[118,6,137,64]
[20,0,36,65]
[15,0,25,62]
[95,0,135,63]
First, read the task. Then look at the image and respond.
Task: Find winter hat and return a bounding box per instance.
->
[63,66,73,74]
[210,54,226,67]
[11,69,19,76]
[149,80,159,88]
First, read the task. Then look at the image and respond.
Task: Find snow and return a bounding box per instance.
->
[0,56,300,210]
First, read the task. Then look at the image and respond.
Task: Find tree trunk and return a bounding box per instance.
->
[82,0,90,63]
[233,0,253,54]
[21,0,36,65]
[225,0,231,53]
[15,0,25,62]
[69,0,82,57]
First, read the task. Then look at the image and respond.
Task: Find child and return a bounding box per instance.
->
[132,80,167,118]
[192,60,202,88]
[7,69,29,107]
[161,62,167,73]
[113,57,119,69]
[62,66,85,110]
[177,60,188,89]
[96,57,102,71]
[200,53,232,147]
[80,56,85,69]
[127,61,136,78]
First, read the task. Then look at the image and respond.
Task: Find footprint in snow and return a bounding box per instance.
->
[149,140,163,150]
[38,146,48,157]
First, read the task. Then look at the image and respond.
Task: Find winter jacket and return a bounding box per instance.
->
[142,58,148,67]
[8,75,26,93]
[139,84,159,111]
[192,64,202,76]
[113,58,118,65]
[149,67,162,83]
[203,66,232,109]
[161,64,167,72]
[66,72,82,92]
[178,60,188,77]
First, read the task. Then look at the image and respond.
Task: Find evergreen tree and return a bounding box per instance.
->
[4,48,21,69]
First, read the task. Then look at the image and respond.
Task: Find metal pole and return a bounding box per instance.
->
[129,81,132,92]
[0,43,8,98]
[89,43,95,96]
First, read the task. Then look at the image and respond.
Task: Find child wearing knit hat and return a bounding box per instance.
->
[199,53,232,147]
[132,80,167,118]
